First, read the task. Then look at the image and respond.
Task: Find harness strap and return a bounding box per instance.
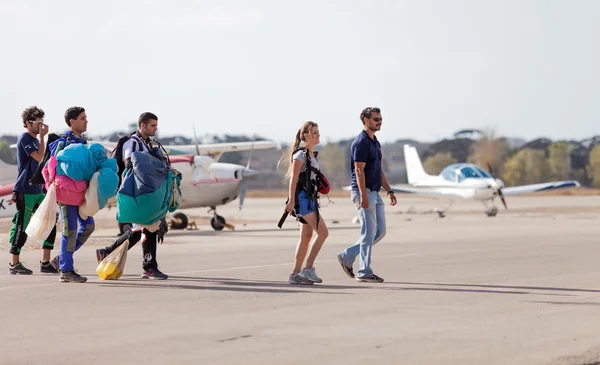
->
[291,147,321,229]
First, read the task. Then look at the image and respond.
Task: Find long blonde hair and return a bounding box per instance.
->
[278,121,319,181]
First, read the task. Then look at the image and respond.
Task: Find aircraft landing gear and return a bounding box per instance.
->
[482,201,498,217]
[433,201,453,218]
[485,206,498,217]
[118,222,133,235]
[169,212,189,230]
[167,212,198,230]
[208,207,235,231]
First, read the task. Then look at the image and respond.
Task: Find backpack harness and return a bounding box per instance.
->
[112,131,172,186]
[285,147,324,229]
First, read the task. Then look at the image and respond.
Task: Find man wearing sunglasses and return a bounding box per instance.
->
[8,106,59,275]
[336,107,397,283]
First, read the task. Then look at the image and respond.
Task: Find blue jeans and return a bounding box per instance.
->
[58,204,95,272]
[338,189,386,277]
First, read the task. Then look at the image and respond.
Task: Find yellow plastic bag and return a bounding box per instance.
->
[96,232,129,280]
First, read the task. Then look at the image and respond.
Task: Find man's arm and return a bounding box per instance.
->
[29,134,46,162]
[352,140,370,209]
[381,170,397,206]
[381,170,392,192]
[355,162,368,205]
[23,135,45,163]
[122,139,135,166]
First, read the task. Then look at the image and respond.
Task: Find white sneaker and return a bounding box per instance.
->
[288,273,313,285]
[299,267,322,283]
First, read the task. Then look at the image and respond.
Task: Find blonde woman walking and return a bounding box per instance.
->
[279,121,329,284]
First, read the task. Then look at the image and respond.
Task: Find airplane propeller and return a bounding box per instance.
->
[192,125,201,155]
[238,135,256,210]
[487,163,507,209]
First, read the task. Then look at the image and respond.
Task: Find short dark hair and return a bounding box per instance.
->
[360,107,381,123]
[21,106,45,127]
[138,112,158,127]
[64,106,85,127]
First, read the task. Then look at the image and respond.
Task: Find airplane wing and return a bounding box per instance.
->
[343,184,469,199]
[390,184,471,199]
[501,180,581,196]
[162,141,278,156]
[88,140,278,160]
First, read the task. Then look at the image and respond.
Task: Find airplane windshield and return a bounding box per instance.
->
[440,163,492,182]
[475,167,492,178]
[460,167,481,179]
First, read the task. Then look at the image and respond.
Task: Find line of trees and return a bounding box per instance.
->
[423,134,600,188]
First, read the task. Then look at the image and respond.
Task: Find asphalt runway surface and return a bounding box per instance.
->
[0,195,599,365]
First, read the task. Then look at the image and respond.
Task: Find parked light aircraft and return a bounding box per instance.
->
[0,139,278,233]
[390,144,581,217]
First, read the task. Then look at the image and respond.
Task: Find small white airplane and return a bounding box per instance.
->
[0,139,278,233]
[389,144,581,217]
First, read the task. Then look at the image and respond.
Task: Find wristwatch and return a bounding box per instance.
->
[387,191,395,196]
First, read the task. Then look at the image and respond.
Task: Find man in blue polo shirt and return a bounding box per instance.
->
[336,107,397,283]
[8,106,59,275]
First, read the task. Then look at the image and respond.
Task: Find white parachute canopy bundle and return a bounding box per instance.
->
[25,183,58,241]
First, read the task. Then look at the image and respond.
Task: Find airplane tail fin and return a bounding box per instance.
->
[403,144,430,185]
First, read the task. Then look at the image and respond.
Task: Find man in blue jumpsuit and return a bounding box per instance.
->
[48,106,94,283]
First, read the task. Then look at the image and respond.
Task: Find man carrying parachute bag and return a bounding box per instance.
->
[97,112,181,280]
[42,107,119,283]
[114,140,182,280]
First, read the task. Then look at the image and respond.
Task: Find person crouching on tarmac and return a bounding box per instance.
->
[95,112,168,280]
[278,121,329,285]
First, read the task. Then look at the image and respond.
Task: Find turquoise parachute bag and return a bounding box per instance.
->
[116,150,182,226]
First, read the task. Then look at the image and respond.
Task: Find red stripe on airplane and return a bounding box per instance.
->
[0,183,14,197]
[192,179,238,186]
[170,155,195,164]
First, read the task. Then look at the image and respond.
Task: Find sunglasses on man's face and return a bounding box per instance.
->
[29,120,44,125]
[371,117,382,122]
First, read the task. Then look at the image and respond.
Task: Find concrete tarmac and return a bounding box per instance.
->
[0,195,599,365]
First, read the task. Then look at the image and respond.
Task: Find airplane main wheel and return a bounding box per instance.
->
[211,215,226,231]
[119,223,132,235]
[170,212,188,230]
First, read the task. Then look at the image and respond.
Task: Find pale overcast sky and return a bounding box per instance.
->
[0,0,598,144]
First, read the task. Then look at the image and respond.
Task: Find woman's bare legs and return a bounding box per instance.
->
[300,212,329,268]
[293,223,313,274]
[293,212,329,283]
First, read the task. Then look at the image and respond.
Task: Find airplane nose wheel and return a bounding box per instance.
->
[207,207,235,231]
[485,205,498,217]
[210,215,226,231]
[169,212,189,230]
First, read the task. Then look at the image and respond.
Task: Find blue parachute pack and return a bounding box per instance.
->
[116,149,182,226]
[55,143,120,209]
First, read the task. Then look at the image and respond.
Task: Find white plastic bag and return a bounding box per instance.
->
[26,183,59,241]
[79,172,100,220]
